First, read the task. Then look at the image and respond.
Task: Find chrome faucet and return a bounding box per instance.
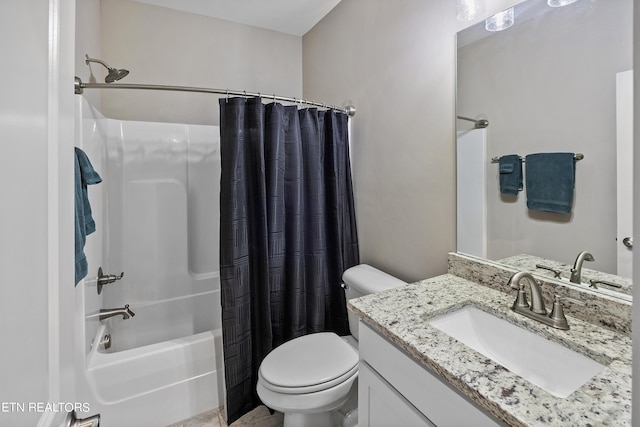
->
[570,251,594,284]
[99,304,135,321]
[508,271,583,330]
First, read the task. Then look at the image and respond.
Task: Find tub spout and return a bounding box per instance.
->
[99,304,135,321]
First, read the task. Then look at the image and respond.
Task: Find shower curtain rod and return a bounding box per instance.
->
[74,77,357,117]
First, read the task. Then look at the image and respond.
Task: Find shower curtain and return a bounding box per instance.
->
[219,97,359,423]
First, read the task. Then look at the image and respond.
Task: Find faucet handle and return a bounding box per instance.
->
[548,294,584,330]
[554,295,585,306]
[535,264,562,278]
[510,282,530,309]
[589,279,623,289]
[97,267,125,295]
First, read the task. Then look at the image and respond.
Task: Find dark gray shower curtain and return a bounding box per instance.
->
[219,97,359,424]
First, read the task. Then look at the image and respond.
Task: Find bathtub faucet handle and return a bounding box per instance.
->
[97,267,124,295]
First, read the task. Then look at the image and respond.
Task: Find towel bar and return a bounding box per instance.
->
[491,153,584,163]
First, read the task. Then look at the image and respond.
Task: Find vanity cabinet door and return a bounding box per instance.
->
[359,361,435,427]
[359,321,500,427]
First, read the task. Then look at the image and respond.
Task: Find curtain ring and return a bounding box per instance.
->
[273,93,276,103]
[225,89,229,103]
[244,90,247,102]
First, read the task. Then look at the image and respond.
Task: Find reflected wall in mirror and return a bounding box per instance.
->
[455,0,633,297]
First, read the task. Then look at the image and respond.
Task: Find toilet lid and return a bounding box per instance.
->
[259,332,358,390]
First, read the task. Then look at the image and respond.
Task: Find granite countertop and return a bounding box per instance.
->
[497,254,632,296]
[348,274,632,427]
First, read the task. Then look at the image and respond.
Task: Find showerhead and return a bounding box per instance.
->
[105,67,129,83]
[85,54,129,83]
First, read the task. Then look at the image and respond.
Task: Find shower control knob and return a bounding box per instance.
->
[97,267,124,295]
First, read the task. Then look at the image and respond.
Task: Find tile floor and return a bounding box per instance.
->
[167,406,284,427]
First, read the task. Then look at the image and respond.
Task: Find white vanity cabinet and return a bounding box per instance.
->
[358,321,501,427]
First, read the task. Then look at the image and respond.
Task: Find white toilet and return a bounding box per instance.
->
[256,264,406,427]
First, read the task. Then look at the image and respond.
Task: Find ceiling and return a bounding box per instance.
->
[132,0,343,36]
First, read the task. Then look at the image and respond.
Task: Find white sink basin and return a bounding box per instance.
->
[428,306,605,398]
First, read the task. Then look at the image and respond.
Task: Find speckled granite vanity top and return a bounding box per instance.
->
[498,254,632,296]
[348,274,631,426]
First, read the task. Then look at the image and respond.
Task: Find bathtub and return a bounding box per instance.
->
[77,99,224,426]
[85,290,223,427]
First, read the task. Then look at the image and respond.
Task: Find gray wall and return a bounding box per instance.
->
[87,0,530,283]
[76,0,102,107]
[457,0,632,274]
[303,0,521,281]
[97,0,303,125]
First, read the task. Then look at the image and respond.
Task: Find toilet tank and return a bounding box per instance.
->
[342,264,407,340]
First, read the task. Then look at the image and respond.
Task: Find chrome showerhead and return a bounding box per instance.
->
[85,54,129,83]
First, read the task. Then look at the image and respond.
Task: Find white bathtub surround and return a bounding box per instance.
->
[348,275,631,426]
[76,98,223,426]
[456,129,487,258]
[101,289,219,352]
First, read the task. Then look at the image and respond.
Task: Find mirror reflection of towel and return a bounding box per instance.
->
[75,147,102,285]
[525,152,575,214]
[498,154,522,195]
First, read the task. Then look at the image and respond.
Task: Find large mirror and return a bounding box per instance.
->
[455,0,633,299]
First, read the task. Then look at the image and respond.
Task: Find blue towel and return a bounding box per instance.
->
[498,154,522,195]
[525,152,575,214]
[75,147,102,285]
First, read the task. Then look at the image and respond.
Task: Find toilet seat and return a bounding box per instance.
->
[259,332,358,395]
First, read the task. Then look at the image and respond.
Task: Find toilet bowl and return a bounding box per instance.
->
[257,332,359,427]
[256,264,406,427]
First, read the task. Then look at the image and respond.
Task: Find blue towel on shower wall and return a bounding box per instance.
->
[498,154,522,195]
[75,147,102,285]
[525,152,575,214]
